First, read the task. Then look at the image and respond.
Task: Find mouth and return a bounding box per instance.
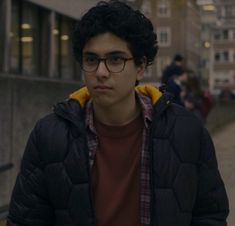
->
[94,85,112,91]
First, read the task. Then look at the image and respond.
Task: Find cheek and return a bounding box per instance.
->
[117,74,132,84]
[115,76,136,93]
[84,75,93,86]
[83,76,94,94]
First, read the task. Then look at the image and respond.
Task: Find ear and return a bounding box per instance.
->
[137,57,147,81]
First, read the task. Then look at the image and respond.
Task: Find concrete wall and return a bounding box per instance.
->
[26,0,100,19]
[0,74,82,207]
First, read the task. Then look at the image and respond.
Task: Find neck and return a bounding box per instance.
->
[93,93,141,126]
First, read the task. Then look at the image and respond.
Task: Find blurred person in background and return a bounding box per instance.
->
[166,66,188,106]
[184,92,204,122]
[7,1,229,226]
[184,76,214,123]
[161,53,184,84]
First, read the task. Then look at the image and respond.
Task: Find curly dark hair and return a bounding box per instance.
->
[73,0,158,67]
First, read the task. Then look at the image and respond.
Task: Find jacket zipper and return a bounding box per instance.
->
[84,136,97,226]
[56,110,97,226]
[149,126,154,226]
[149,97,171,226]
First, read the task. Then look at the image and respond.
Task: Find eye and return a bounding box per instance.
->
[83,56,98,65]
[108,56,124,65]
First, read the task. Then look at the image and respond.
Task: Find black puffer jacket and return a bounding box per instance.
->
[7,89,229,226]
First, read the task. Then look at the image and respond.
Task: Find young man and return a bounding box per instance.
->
[7,1,229,226]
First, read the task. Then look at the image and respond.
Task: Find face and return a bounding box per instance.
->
[179,72,188,83]
[82,32,145,108]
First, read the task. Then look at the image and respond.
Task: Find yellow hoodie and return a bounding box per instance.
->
[69,84,163,108]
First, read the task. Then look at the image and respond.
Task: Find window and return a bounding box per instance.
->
[9,0,50,76]
[9,0,20,73]
[223,30,228,40]
[0,0,12,72]
[223,79,229,84]
[157,1,171,17]
[21,2,41,75]
[214,32,221,40]
[224,5,235,17]
[158,27,171,47]
[53,15,80,80]
[215,53,220,62]
[214,30,230,41]
[214,51,229,63]
[9,0,80,80]
[157,56,171,77]
[160,32,167,42]
[223,51,228,61]
[215,78,220,84]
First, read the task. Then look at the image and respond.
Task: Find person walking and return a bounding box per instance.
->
[7,1,229,226]
[161,53,184,84]
[184,75,214,123]
[166,66,188,106]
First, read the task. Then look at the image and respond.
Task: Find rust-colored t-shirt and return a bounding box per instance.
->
[92,115,144,226]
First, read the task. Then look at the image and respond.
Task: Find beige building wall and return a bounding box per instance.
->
[151,0,200,82]
[185,1,201,71]
[209,0,235,94]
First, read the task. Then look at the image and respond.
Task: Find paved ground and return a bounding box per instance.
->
[212,121,235,225]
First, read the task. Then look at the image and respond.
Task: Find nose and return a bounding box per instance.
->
[95,61,110,78]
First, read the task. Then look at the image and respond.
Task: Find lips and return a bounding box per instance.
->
[94,85,112,90]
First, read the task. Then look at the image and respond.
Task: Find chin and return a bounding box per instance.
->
[93,96,114,107]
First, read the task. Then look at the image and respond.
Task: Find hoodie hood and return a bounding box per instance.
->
[54,84,173,127]
[69,84,163,108]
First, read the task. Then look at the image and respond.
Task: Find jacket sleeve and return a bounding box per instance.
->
[192,128,229,226]
[7,122,54,226]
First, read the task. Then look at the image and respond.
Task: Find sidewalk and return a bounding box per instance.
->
[212,121,235,225]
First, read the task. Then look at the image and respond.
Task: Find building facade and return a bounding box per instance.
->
[198,0,235,94]
[0,0,101,81]
[140,0,201,83]
[197,0,217,88]
[211,0,235,94]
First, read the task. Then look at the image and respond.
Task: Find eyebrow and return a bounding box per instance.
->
[83,51,129,57]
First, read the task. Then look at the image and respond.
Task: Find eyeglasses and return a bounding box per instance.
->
[81,55,134,73]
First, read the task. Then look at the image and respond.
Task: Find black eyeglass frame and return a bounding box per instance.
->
[81,57,134,73]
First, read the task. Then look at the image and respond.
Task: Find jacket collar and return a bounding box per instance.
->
[54,85,173,127]
[68,84,163,108]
